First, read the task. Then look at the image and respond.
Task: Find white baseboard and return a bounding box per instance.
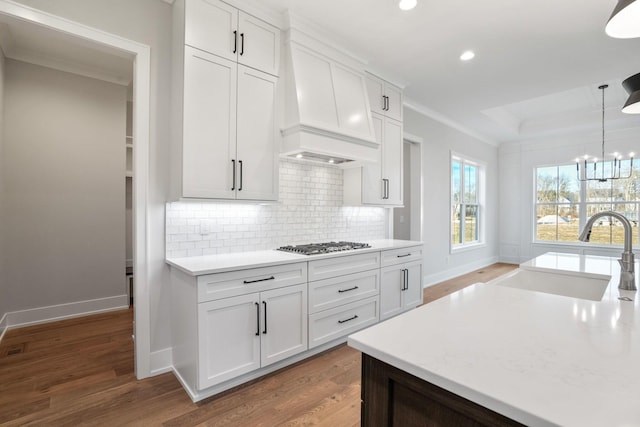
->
[0,312,7,343]
[149,347,173,375]
[498,255,521,265]
[423,256,500,288]
[6,295,129,329]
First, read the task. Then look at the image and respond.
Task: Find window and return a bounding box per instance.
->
[535,160,640,246]
[451,155,483,248]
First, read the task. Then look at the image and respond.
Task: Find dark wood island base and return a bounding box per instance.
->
[361,354,525,426]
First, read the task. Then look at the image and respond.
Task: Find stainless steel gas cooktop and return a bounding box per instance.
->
[276,241,370,255]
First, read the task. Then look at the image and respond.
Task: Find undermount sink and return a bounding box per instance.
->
[489,268,610,301]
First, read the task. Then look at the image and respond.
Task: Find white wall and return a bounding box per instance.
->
[11,0,173,353]
[166,159,387,258]
[499,127,640,264]
[2,59,125,316]
[404,107,500,285]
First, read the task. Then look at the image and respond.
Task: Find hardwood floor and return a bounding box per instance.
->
[0,263,517,426]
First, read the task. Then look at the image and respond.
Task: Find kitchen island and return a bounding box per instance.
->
[348,252,640,426]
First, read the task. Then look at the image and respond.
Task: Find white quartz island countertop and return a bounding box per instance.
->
[166,239,422,276]
[348,252,640,427]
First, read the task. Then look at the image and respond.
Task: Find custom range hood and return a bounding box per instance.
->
[280,25,379,165]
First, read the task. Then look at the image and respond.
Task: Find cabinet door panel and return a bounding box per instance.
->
[198,293,260,389]
[380,266,404,321]
[185,0,237,61]
[383,118,403,206]
[260,284,308,367]
[403,262,423,310]
[238,12,280,76]
[385,82,403,121]
[365,74,385,116]
[362,113,384,204]
[236,66,278,201]
[183,47,236,199]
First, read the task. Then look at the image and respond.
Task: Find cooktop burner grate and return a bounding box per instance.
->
[277,241,371,255]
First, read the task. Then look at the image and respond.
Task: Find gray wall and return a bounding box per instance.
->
[2,59,126,311]
[11,0,173,353]
[393,142,411,240]
[404,107,500,284]
[0,47,5,323]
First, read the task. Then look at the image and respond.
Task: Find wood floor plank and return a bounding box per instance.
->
[0,263,517,426]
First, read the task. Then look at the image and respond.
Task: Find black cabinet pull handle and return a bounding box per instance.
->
[386,179,390,199]
[240,33,244,56]
[338,315,358,324]
[397,253,411,258]
[243,276,275,284]
[231,159,236,190]
[238,160,243,191]
[255,302,260,336]
[384,95,388,111]
[233,30,237,54]
[338,286,359,293]
[262,301,267,334]
[381,95,386,111]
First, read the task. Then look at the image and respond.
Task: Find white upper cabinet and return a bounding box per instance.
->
[182,47,237,199]
[171,0,280,201]
[366,73,403,121]
[235,65,279,201]
[184,0,280,76]
[344,113,403,206]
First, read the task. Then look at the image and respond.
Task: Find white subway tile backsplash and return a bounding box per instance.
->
[166,159,387,258]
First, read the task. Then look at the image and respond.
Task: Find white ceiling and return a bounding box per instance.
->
[0,13,133,87]
[261,0,640,145]
[1,0,639,145]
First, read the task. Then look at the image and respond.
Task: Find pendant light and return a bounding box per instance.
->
[576,85,635,182]
[605,0,640,38]
[622,72,640,114]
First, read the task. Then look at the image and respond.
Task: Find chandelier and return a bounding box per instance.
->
[576,84,635,182]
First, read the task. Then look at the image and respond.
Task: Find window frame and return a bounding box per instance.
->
[533,161,640,248]
[450,152,486,253]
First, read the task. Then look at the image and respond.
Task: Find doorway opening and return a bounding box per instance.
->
[393,135,423,241]
[0,1,151,378]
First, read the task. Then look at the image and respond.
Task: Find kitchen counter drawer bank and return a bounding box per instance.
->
[167,239,423,402]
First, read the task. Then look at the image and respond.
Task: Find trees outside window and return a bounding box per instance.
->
[535,161,639,246]
[452,155,483,248]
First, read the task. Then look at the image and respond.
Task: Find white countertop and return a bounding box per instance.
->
[348,252,640,427]
[166,239,422,276]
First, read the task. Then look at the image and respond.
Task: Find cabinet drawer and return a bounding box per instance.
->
[381,246,423,267]
[308,296,379,349]
[309,269,379,314]
[308,252,380,282]
[197,262,307,302]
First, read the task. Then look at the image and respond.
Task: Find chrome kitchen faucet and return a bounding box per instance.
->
[579,211,636,291]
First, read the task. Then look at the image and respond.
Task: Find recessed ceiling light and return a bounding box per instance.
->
[460,50,475,61]
[398,0,417,11]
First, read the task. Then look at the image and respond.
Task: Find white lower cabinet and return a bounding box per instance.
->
[309,296,379,349]
[170,244,423,401]
[198,283,307,390]
[380,260,423,321]
[198,293,260,388]
[307,256,380,349]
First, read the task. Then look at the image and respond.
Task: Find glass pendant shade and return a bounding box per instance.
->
[606,0,640,38]
[622,72,640,114]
